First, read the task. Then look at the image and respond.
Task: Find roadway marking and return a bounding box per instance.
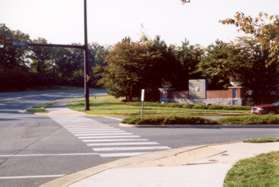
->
[0,174,65,180]
[74,132,133,136]
[70,130,125,133]
[0,153,99,158]
[86,142,159,146]
[93,146,170,152]
[82,138,149,142]
[98,152,147,158]
[48,109,171,158]
[67,128,118,131]
[78,135,141,139]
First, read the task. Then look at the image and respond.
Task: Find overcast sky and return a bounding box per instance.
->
[1,0,279,46]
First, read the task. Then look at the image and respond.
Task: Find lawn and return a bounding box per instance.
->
[68,95,249,117]
[224,151,279,187]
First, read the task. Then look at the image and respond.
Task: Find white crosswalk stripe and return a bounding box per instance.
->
[74,132,133,136]
[49,110,170,158]
[86,142,159,146]
[78,135,141,139]
[98,152,146,158]
[93,146,170,152]
[82,139,149,142]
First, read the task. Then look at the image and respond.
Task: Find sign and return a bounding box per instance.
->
[189,79,207,99]
[141,89,145,102]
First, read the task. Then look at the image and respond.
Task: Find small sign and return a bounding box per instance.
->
[141,89,145,102]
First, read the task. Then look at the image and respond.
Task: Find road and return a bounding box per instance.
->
[0,88,279,187]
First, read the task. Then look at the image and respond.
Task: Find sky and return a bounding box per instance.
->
[1,0,279,47]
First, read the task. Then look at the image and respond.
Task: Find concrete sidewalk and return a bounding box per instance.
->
[42,141,279,187]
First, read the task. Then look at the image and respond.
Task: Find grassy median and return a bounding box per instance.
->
[224,151,279,187]
[68,95,249,117]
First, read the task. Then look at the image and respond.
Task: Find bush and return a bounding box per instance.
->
[220,115,279,124]
[122,116,218,125]
[244,137,279,143]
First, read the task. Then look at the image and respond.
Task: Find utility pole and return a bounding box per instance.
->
[84,0,90,111]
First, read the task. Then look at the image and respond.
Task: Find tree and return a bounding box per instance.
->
[199,40,251,89]
[101,36,179,101]
[174,40,203,89]
[221,12,279,102]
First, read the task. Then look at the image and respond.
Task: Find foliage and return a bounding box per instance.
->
[100,37,203,101]
[101,37,181,101]
[220,115,279,124]
[199,41,251,89]
[122,115,218,125]
[221,12,279,103]
[0,24,108,91]
[224,152,279,187]
[244,137,279,143]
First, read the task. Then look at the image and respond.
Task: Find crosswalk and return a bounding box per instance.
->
[48,108,170,158]
[64,125,170,158]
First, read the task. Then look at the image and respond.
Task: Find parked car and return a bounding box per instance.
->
[251,101,279,114]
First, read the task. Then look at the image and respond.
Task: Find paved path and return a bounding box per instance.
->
[48,108,170,158]
[67,142,279,187]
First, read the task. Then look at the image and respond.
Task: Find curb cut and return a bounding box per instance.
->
[40,145,217,187]
[119,123,279,128]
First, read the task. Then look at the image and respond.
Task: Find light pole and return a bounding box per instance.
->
[83,0,90,111]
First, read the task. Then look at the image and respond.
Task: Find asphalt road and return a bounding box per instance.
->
[0,88,279,187]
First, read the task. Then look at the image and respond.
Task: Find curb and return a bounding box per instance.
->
[40,145,222,187]
[119,123,279,128]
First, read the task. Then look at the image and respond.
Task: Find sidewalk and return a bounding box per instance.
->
[69,142,279,187]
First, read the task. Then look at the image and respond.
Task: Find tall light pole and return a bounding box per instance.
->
[84,0,90,111]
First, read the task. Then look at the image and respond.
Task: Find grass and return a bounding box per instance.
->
[68,95,249,117]
[244,137,279,143]
[224,151,279,187]
[122,116,218,125]
[220,115,279,125]
[26,103,52,114]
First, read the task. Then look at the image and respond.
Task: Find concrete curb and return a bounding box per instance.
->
[119,123,279,128]
[40,145,224,187]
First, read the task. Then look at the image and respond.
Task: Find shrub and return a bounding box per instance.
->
[220,115,279,124]
[122,116,218,125]
[244,137,279,143]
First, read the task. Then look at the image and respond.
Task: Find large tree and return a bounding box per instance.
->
[101,37,180,101]
[222,12,279,103]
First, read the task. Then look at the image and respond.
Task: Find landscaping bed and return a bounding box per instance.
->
[224,151,279,187]
[244,137,279,143]
[220,115,279,125]
[122,116,218,125]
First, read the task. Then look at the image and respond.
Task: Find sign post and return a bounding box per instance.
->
[140,89,145,119]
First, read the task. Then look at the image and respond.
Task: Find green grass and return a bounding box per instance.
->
[68,95,249,117]
[224,151,279,187]
[220,115,279,125]
[122,116,218,125]
[26,103,52,114]
[244,137,279,143]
